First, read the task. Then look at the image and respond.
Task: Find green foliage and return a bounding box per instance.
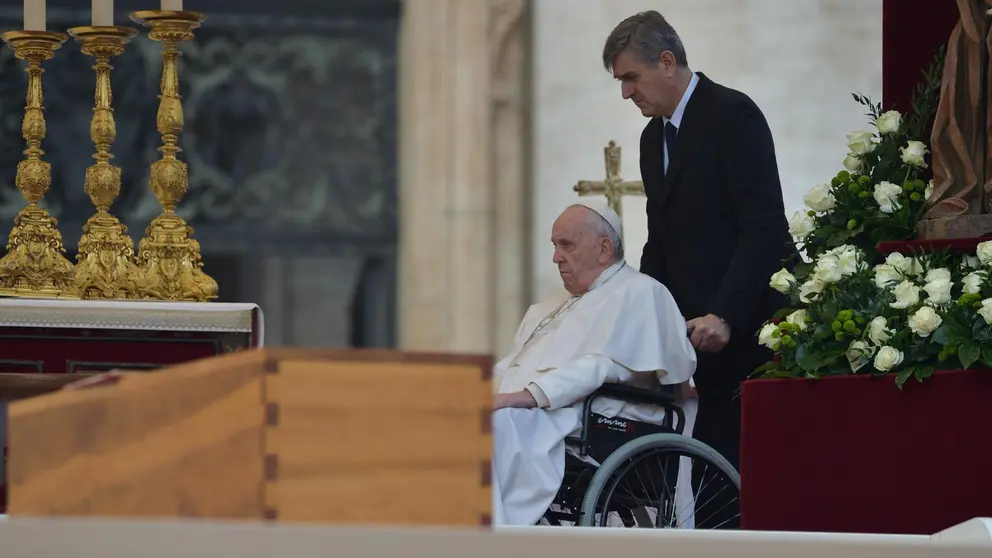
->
[756,246,992,388]
[904,45,946,142]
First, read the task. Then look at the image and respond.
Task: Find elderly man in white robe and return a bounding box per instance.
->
[491,201,697,526]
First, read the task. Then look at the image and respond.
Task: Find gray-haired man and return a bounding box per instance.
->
[603,11,798,528]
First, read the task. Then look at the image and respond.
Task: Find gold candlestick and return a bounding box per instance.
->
[68,25,141,300]
[129,10,217,301]
[0,31,77,299]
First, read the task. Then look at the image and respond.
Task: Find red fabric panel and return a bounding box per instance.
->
[0,327,237,373]
[876,237,986,256]
[740,370,992,534]
[882,0,958,113]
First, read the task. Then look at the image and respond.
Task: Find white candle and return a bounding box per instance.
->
[92,0,113,26]
[162,0,182,10]
[23,0,45,31]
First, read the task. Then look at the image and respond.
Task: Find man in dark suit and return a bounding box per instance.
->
[603,11,797,527]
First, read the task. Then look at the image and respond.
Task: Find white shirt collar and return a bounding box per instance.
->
[664,71,699,129]
[589,260,625,292]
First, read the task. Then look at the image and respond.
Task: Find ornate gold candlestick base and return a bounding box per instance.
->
[129,10,217,301]
[68,25,141,300]
[0,31,77,299]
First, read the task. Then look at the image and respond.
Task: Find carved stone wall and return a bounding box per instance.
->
[398,0,532,356]
[0,0,400,347]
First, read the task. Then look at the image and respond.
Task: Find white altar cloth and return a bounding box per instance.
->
[0,299,264,345]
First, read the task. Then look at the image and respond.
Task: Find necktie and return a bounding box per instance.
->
[664,121,678,176]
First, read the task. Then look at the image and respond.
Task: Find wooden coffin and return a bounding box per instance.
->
[5,348,493,526]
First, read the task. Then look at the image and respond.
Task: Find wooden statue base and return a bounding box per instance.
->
[916,214,992,240]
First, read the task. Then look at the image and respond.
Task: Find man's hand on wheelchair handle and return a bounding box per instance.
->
[687,313,731,353]
[494,390,538,410]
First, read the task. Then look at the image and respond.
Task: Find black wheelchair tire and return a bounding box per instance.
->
[577,433,741,527]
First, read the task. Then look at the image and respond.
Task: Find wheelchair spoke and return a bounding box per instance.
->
[578,443,740,530]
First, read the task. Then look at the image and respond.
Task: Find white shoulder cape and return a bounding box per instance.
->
[514,264,696,384]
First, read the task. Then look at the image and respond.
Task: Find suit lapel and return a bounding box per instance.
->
[641,119,664,195]
[656,74,714,211]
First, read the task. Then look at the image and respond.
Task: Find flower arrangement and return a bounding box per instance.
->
[757,243,992,387]
[787,98,933,266]
[787,49,943,266]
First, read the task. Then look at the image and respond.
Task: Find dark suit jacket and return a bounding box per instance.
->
[639,73,797,363]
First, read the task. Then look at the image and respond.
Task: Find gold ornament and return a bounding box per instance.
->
[0,31,76,299]
[129,10,217,302]
[68,25,142,300]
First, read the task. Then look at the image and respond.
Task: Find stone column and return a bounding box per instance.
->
[398,0,532,355]
[490,0,532,355]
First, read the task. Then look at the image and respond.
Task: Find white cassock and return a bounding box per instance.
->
[491,261,698,526]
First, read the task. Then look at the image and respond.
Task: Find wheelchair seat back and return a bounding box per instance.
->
[585,413,674,464]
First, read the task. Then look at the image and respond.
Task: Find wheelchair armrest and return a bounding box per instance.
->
[567,383,687,456]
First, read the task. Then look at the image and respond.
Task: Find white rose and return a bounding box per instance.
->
[799,279,825,303]
[813,254,843,284]
[827,245,861,275]
[963,255,981,270]
[924,279,953,305]
[890,280,921,309]
[788,211,815,238]
[873,346,905,372]
[963,271,985,294]
[875,110,902,135]
[900,140,929,167]
[977,241,992,265]
[843,154,861,172]
[978,298,992,324]
[846,130,877,156]
[868,316,893,345]
[757,323,780,350]
[873,264,902,288]
[786,309,809,331]
[769,268,797,294]
[873,181,903,214]
[924,279,952,305]
[924,179,933,202]
[846,340,876,373]
[979,299,992,325]
[925,268,952,283]
[804,183,836,213]
[922,270,953,305]
[885,253,922,276]
[908,306,942,337]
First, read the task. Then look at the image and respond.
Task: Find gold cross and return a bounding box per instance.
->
[573,140,645,219]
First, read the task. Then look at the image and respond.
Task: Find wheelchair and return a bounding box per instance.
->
[542,383,741,529]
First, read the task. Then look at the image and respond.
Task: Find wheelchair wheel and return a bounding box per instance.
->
[578,433,740,529]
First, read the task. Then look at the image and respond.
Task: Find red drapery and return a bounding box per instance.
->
[740,370,992,534]
[881,0,958,114]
